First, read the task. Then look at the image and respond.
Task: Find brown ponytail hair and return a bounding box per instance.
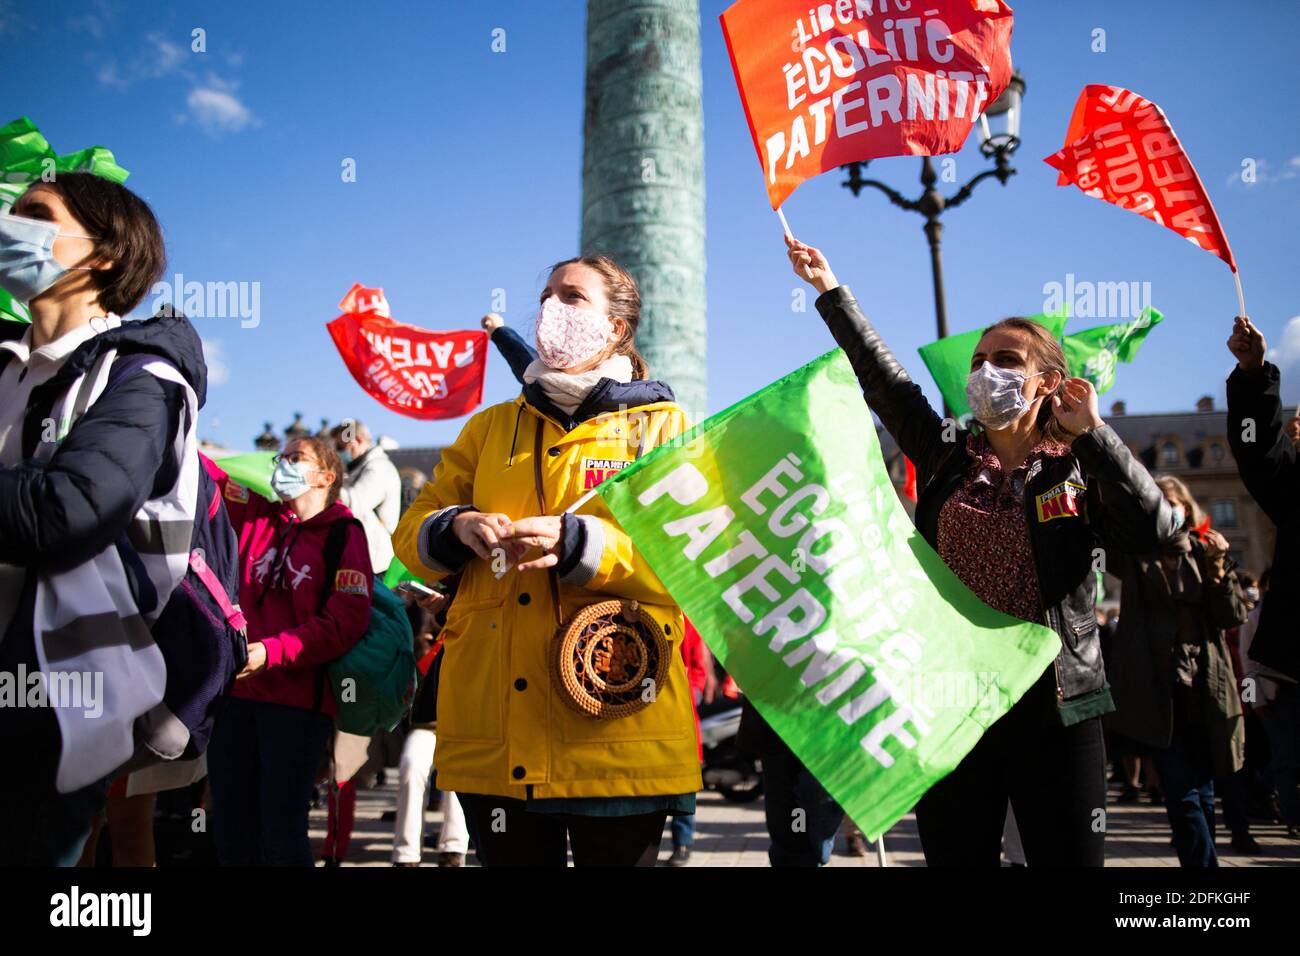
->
[548,254,650,380]
[979,317,1071,444]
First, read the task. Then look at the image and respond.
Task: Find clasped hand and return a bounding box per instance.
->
[452,511,564,572]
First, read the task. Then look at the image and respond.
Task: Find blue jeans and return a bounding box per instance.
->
[1151,726,1218,867]
[207,697,333,866]
[1260,681,1300,827]
[761,749,844,867]
[671,813,696,848]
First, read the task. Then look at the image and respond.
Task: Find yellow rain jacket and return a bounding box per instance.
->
[392,390,703,800]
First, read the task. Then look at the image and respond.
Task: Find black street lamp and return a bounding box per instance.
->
[841,70,1027,359]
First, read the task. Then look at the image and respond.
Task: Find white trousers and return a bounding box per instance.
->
[392,727,468,862]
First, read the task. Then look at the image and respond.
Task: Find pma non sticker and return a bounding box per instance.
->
[1036,481,1086,522]
[334,569,369,595]
[582,457,631,489]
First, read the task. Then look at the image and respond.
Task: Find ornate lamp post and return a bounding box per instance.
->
[841,71,1026,351]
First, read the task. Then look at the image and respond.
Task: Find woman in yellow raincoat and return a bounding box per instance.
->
[392,255,702,866]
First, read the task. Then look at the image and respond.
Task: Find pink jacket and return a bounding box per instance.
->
[216,470,373,714]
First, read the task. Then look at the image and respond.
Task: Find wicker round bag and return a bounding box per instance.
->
[551,599,672,720]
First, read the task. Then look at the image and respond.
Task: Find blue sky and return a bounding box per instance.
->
[3,0,1298,450]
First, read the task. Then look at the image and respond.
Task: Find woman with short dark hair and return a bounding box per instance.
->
[0,172,206,866]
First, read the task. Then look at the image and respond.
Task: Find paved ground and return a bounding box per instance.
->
[310,781,1300,867]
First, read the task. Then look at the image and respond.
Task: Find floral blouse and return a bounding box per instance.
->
[937,432,1072,624]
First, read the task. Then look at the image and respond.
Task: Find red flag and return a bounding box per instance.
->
[1194,513,1212,536]
[720,0,1015,208]
[1044,86,1236,272]
[326,286,488,420]
[903,455,917,502]
[337,282,391,317]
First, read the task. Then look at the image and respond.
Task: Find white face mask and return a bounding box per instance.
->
[965,361,1044,430]
[534,296,613,370]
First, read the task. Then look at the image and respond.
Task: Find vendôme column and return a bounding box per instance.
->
[580,0,708,421]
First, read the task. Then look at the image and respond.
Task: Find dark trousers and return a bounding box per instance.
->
[761,747,845,866]
[1151,725,1218,867]
[0,777,108,867]
[207,696,333,866]
[458,793,666,867]
[1216,768,1251,837]
[1260,681,1300,827]
[915,676,1107,867]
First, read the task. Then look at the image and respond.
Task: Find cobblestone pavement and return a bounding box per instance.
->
[310,781,1300,867]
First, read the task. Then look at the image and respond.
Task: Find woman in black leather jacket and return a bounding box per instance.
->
[786,236,1178,866]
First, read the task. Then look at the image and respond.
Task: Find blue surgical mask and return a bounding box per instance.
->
[339,448,353,465]
[0,213,98,305]
[966,361,1044,430]
[271,458,314,501]
[1170,504,1187,529]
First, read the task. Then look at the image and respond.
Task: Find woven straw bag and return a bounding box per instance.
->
[530,417,671,720]
[550,598,672,720]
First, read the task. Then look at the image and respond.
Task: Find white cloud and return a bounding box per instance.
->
[85,26,257,139]
[68,0,115,40]
[96,60,128,90]
[202,338,230,387]
[183,86,256,135]
[1227,156,1300,189]
[0,0,33,36]
[1266,315,1300,404]
[146,32,187,76]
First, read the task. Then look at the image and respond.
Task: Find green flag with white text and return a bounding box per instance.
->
[1062,307,1164,395]
[594,350,1060,839]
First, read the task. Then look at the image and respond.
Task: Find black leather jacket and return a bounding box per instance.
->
[816,286,1179,720]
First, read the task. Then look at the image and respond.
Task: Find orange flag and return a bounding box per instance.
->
[720,0,1016,208]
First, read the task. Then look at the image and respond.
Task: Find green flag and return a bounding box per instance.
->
[210,451,276,501]
[0,116,130,324]
[1062,307,1164,395]
[917,310,1068,420]
[594,350,1060,839]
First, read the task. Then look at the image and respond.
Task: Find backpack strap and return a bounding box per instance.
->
[318,517,363,614]
[313,516,365,715]
[189,549,247,634]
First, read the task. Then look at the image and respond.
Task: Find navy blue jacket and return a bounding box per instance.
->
[0,312,207,794]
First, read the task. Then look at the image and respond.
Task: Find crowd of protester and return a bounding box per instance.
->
[0,173,1296,868]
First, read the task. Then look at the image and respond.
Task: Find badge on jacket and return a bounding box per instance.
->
[223,482,250,504]
[582,457,631,489]
[1036,481,1086,522]
[335,569,369,595]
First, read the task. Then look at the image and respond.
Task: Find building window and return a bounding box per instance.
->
[1211,499,1238,529]
[1160,442,1180,466]
[1208,442,1226,463]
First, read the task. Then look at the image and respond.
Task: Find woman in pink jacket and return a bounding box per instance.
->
[207,436,373,866]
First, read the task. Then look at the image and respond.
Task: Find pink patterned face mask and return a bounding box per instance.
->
[535,296,613,370]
